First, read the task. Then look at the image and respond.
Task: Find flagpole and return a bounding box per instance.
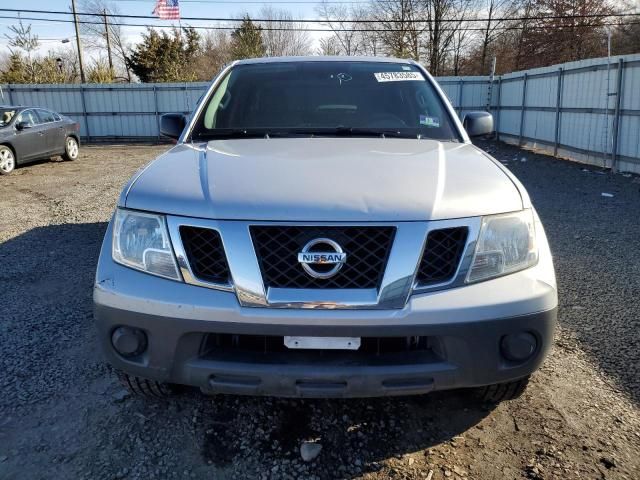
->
[175,2,190,119]
[153,1,189,116]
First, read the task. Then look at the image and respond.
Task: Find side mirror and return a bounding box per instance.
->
[160,113,187,140]
[462,111,494,137]
[15,121,31,131]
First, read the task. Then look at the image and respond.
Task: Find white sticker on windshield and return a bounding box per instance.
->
[374,71,422,82]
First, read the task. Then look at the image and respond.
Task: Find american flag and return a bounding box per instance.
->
[153,0,180,20]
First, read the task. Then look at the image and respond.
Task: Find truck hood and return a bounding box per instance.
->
[124,138,523,221]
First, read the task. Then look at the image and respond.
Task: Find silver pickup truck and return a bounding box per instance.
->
[94,56,557,402]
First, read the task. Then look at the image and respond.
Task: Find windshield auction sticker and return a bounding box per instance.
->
[374,72,423,82]
[420,115,440,127]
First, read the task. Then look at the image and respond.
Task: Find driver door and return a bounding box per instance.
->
[11,109,49,162]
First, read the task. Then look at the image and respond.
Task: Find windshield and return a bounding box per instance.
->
[0,109,17,127]
[191,61,460,141]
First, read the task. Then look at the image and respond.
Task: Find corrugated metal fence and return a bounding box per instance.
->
[2,53,639,173]
[438,53,640,173]
[0,82,208,142]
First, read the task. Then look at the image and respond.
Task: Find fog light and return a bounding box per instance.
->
[111,326,147,358]
[500,332,537,362]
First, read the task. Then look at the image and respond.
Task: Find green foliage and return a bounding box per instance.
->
[87,60,115,83]
[126,27,201,83]
[230,16,266,60]
[34,57,69,84]
[1,53,29,83]
[0,52,70,84]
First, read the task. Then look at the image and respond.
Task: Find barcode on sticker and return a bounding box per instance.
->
[374,72,422,82]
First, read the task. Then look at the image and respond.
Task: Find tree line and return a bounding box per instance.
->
[317,0,640,76]
[1,0,639,84]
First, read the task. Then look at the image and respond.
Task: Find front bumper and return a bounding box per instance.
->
[94,233,558,397]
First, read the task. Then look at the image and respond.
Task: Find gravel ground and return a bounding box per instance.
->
[0,142,639,480]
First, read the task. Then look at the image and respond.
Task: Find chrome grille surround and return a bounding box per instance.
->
[167,217,481,309]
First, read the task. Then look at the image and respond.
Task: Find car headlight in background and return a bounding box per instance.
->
[112,208,181,280]
[467,209,538,283]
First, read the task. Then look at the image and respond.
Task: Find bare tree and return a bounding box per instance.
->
[195,30,233,80]
[514,0,615,70]
[458,0,621,73]
[476,0,522,73]
[4,18,40,82]
[79,0,132,81]
[316,1,367,55]
[318,35,343,56]
[349,4,383,56]
[368,0,476,73]
[258,6,312,57]
[612,0,640,55]
[371,0,428,60]
[449,6,479,75]
[5,19,40,56]
[512,0,536,71]
[421,0,474,75]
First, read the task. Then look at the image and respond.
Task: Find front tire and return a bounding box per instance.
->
[62,137,79,161]
[0,146,15,175]
[116,370,174,399]
[474,376,530,403]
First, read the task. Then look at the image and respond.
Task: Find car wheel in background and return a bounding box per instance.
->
[0,146,16,175]
[62,137,79,161]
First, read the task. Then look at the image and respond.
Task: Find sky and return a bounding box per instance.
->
[0,0,331,54]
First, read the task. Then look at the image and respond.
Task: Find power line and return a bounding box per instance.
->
[0,14,635,33]
[111,0,369,3]
[0,36,67,42]
[0,7,638,25]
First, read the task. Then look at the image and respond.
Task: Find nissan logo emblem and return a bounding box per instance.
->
[297,238,347,279]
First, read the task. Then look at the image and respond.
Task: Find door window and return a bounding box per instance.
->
[16,110,39,127]
[36,109,57,124]
[0,109,16,126]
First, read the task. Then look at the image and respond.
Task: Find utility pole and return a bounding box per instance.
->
[71,0,86,83]
[103,9,114,78]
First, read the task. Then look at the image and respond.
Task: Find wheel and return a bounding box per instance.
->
[474,376,530,403]
[62,136,79,161]
[116,370,174,398]
[0,145,15,175]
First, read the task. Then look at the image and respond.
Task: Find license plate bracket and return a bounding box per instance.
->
[284,336,361,350]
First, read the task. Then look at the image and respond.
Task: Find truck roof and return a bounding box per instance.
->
[234,56,417,66]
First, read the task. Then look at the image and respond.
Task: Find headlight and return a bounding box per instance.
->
[467,209,538,283]
[112,208,181,281]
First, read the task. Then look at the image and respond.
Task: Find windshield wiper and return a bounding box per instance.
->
[300,127,417,139]
[193,127,421,140]
[194,129,269,140]
[194,129,318,140]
